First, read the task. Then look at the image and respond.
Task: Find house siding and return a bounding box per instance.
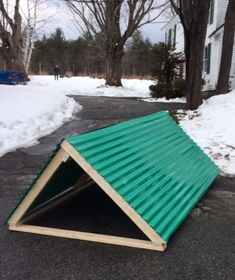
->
[217,0,229,28]
[203,34,223,90]
[164,0,235,92]
[230,42,235,89]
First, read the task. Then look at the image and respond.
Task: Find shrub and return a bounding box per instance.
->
[149,83,173,98]
[149,78,186,99]
[172,78,186,98]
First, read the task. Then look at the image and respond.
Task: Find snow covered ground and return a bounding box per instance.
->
[29,75,154,98]
[178,90,235,177]
[29,75,186,102]
[0,82,81,157]
[0,75,234,177]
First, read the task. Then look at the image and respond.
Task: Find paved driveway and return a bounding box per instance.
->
[0,97,234,280]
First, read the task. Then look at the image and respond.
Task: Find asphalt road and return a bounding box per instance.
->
[0,96,234,280]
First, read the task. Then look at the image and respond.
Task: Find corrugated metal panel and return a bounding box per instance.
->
[66,111,220,243]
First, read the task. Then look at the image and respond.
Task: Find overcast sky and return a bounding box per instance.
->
[29,0,167,43]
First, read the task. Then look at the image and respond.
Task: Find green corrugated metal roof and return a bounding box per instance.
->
[66,111,220,243]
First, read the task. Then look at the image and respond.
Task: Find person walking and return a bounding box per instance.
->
[53,65,60,80]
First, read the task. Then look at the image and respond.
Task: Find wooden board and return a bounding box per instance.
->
[10,224,166,251]
[8,148,67,226]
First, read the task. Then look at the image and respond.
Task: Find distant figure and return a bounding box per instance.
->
[53,65,60,80]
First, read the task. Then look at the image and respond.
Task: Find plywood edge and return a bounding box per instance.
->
[8,147,67,226]
[61,140,165,247]
[9,224,166,251]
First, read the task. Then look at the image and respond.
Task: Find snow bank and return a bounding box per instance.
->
[179,90,235,177]
[0,84,80,157]
[0,75,156,157]
[29,75,153,98]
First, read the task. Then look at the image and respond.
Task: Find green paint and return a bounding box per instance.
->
[66,111,220,242]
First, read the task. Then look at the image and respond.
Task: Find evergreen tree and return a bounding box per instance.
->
[128,31,152,76]
[151,43,182,84]
[47,28,68,73]
[149,43,185,99]
[30,35,48,73]
[30,28,155,78]
[123,31,153,77]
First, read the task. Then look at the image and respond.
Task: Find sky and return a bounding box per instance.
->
[24,0,167,43]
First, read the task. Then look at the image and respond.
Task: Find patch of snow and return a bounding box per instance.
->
[178,90,235,177]
[0,84,81,157]
[142,97,186,103]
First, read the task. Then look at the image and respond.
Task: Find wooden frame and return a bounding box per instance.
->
[9,225,165,251]
[8,140,166,251]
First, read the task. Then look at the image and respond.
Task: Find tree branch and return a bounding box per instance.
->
[0,0,14,29]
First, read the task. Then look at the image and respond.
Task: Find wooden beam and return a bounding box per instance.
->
[8,148,68,226]
[10,224,166,251]
[61,140,165,247]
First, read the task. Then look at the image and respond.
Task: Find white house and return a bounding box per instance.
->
[163,0,235,91]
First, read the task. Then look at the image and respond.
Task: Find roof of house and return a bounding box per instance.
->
[209,23,224,38]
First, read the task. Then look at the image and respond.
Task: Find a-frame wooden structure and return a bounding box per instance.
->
[8,112,220,251]
[8,140,166,251]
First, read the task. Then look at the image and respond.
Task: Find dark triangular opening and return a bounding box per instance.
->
[21,158,149,240]
[25,184,148,240]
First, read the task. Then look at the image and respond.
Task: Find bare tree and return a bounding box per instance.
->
[22,0,51,73]
[216,0,235,95]
[170,0,210,110]
[0,0,24,71]
[65,0,166,86]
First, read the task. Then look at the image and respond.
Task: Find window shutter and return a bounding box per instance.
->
[168,29,172,45]
[207,43,211,74]
[173,25,177,47]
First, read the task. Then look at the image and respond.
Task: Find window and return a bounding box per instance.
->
[208,0,214,25]
[203,43,211,74]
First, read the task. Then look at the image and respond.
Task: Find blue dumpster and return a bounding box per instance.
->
[0,71,26,85]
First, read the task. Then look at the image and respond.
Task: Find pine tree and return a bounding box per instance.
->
[151,43,182,84]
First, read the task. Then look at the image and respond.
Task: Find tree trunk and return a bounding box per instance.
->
[184,1,210,110]
[2,43,24,71]
[0,0,24,72]
[216,0,235,95]
[184,31,204,110]
[105,47,124,86]
[2,46,24,72]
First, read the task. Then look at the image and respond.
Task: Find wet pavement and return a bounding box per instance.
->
[0,96,234,280]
